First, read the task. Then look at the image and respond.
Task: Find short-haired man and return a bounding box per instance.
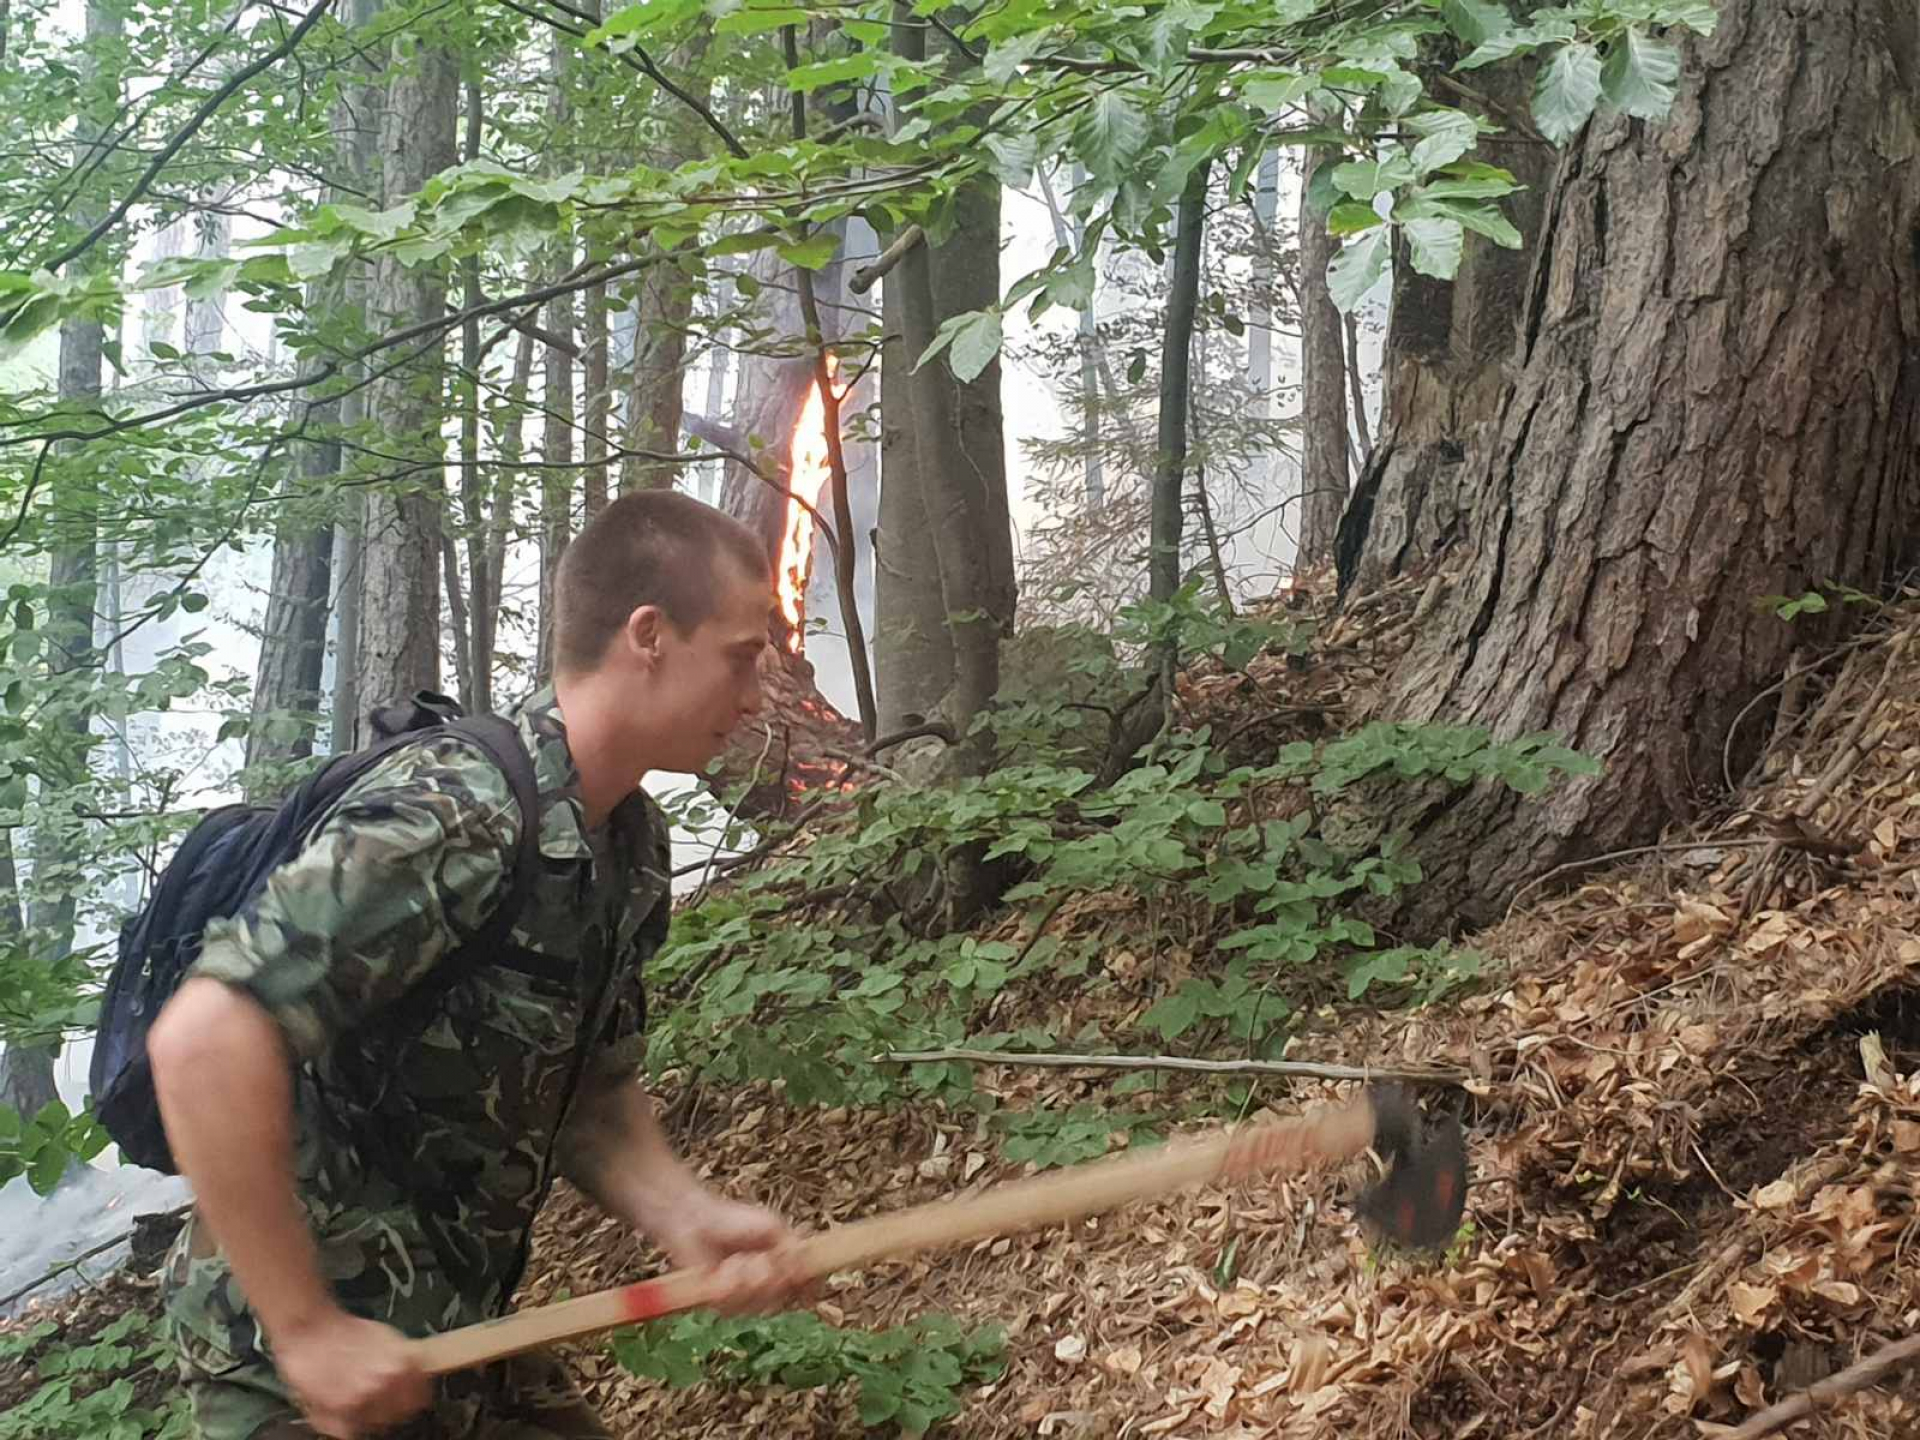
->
[150,491,801,1439]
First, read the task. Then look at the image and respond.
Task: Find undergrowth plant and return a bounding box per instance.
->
[647,607,1596,1144]
[610,1311,1005,1436]
[0,1313,189,1440]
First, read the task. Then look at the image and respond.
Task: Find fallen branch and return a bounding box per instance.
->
[874,1049,1467,1087]
[1719,1333,1920,1439]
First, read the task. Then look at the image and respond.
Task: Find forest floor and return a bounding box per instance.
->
[7,571,1920,1439]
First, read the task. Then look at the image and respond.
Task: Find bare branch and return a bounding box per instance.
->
[874,1049,1470,1087]
[848,224,924,295]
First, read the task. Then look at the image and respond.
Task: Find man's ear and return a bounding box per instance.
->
[622,604,665,665]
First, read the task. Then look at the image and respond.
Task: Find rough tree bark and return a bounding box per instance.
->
[875,22,1013,739]
[355,36,456,713]
[250,46,382,774]
[1347,1,1920,936]
[1297,142,1349,567]
[875,277,954,734]
[1335,59,1553,597]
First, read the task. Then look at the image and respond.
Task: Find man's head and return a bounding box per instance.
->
[554,490,774,784]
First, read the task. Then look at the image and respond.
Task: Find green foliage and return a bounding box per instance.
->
[647,633,1596,1146]
[1759,585,1876,623]
[610,1310,1005,1435]
[0,1096,110,1195]
[0,1313,189,1440]
[994,1105,1162,1168]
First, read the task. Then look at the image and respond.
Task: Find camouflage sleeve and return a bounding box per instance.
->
[191,735,523,1062]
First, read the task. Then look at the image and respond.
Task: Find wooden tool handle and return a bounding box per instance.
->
[411,1094,1378,1376]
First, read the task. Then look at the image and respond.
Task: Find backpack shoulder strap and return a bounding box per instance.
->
[446,713,542,950]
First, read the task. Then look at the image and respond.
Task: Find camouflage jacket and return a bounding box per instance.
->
[163,684,671,1367]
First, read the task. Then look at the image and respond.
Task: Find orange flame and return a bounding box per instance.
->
[777,358,838,653]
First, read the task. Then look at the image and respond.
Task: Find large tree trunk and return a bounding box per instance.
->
[875,278,954,733]
[1352,0,1920,937]
[874,177,1011,735]
[355,36,456,713]
[621,259,693,493]
[1297,144,1349,568]
[1335,60,1554,597]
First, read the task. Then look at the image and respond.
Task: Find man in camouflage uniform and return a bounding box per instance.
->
[150,492,801,1439]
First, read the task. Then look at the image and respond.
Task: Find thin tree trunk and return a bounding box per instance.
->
[1150,162,1211,705]
[457,79,489,714]
[783,28,877,742]
[487,329,537,692]
[584,282,611,514]
[357,36,456,705]
[1297,144,1349,568]
[1247,148,1279,498]
[536,286,575,686]
[1351,0,1920,936]
[1343,310,1372,461]
[5,0,122,1143]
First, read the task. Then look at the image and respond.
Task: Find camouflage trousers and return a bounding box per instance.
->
[165,1217,608,1440]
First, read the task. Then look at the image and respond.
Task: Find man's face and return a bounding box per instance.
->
[644,561,772,774]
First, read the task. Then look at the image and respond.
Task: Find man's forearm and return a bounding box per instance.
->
[148,976,337,1346]
[557,1079,698,1232]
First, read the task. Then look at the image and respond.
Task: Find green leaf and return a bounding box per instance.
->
[1533,41,1605,145]
[1320,201,1382,235]
[915,308,1003,384]
[1404,217,1465,279]
[287,240,345,282]
[1600,29,1681,120]
[1407,109,1481,173]
[28,1144,66,1195]
[984,132,1038,187]
[776,231,839,270]
[981,31,1046,84]
[1074,89,1151,179]
[784,52,882,92]
[1419,160,1519,199]
[1242,71,1313,111]
[1139,988,1201,1039]
[1458,14,1575,69]
[1326,229,1390,312]
[1440,0,1511,47]
[1331,155,1415,199]
[712,4,807,34]
[1186,798,1227,828]
[1396,194,1523,248]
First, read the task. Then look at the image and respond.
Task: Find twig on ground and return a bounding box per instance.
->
[872,1049,1468,1086]
[1719,1332,1920,1439]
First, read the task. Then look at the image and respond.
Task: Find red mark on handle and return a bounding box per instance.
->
[620,1281,671,1324]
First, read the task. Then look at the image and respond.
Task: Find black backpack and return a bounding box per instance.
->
[90,692,542,1174]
